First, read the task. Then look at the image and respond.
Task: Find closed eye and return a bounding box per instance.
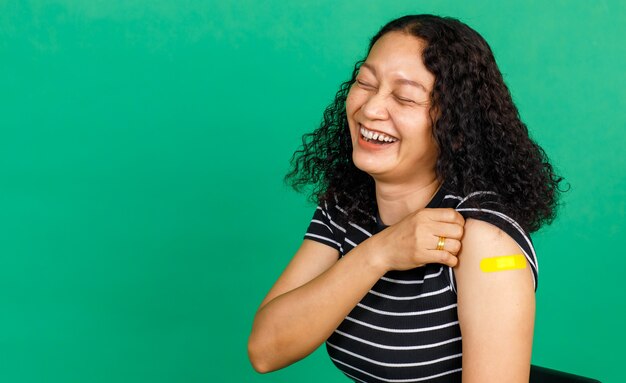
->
[395,94,430,107]
[395,95,416,104]
[356,80,376,89]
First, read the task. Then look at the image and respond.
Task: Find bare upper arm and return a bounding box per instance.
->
[257,239,340,311]
[454,218,535,383]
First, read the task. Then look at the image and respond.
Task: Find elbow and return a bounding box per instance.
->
[247,333,276,374]
[248,352,272,374]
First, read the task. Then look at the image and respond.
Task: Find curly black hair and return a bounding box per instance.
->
[285,14,564,233]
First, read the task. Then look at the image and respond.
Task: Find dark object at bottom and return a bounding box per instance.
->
[530,365,600,383]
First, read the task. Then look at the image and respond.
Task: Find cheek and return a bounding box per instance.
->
[395,111,431,133]
[345,86,363,116]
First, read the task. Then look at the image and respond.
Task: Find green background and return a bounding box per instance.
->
[1,0,624,382]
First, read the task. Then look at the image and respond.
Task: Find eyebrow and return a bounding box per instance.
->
[360,63,429,92]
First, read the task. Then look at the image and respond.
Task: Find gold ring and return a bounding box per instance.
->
[436,236,446,251]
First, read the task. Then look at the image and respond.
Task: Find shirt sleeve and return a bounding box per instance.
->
[453,191,539,291]
[304,202,343,253]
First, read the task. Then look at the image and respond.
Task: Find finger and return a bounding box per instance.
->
[431,250,458,267]
[431,237,462,255]
[426,208,465,225]
[432,222,464,239]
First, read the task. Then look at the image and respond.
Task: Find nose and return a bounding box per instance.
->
[361,91,389,121]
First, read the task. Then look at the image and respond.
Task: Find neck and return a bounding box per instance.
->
[375,176,441,226]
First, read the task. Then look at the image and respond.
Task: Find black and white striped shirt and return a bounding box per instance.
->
[304,185,537,383]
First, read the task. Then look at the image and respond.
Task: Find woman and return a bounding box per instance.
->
[248,14,562,382]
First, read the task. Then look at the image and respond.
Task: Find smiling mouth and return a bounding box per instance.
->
[359,125,399,144]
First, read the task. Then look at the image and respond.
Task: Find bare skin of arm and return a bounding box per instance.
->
[247,208,464,373]
[455,219,535,383]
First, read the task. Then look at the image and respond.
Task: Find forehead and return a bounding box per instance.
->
[362,32,434,88]
[370,31,426,56]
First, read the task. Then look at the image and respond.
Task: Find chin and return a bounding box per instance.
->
[352,156,387,177]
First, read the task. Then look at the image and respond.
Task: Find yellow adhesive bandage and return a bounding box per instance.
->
[479,254,526,273]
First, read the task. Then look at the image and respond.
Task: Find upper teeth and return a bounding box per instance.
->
[360,126,398,143]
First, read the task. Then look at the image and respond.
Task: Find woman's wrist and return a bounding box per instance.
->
[357,235,390,276]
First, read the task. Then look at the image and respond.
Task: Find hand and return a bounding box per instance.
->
[368,208,465,271]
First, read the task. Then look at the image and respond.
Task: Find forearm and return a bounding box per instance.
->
[248,239,386,373]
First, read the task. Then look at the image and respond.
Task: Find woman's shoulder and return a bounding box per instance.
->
[442,188,539,290]
[439,188,519,230]
[439,189,502,210]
